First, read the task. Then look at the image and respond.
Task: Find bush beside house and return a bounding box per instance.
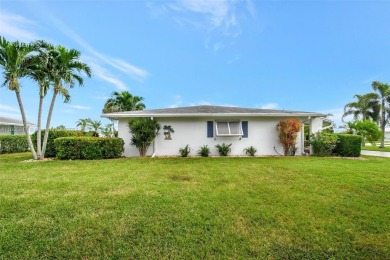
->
[54,137,124,160]
[332,134,362,157]
[0,135,29,154]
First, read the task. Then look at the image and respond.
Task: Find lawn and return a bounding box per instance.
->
[361,145,390,152]
[0,153,389,259]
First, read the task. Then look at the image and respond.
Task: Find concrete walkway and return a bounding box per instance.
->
[361,150,390,158]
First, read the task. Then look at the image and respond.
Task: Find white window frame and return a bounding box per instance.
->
[215,121,243,136]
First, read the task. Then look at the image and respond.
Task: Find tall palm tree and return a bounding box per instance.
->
[0,37,38,159]
[76,118,89,132]
[103,91,145,136]
[41,45,91,158]
[27,40,54,159]
[371,81,390,148]
[343,93,380,122]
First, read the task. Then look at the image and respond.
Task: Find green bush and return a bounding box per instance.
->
[332,134,362,157]
[197,145,210,157]
[0,135,29,154]
[216,143,232,156]
[179,145,191,157]
[54,137,124,160]
[31,130,83,157]
[244,146,257,156]
[310,132,338,157]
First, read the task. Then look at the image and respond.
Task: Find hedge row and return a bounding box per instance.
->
[54,137,124,160]
[31,130,83,157]
[0,135,29,154]
[332,134,362,157]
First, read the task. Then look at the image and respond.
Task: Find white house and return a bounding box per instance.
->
[102,105,325,157]
[0,117,34,135]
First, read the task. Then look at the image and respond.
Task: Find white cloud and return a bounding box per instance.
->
[0,111,21,119]
[0,10,39,41]
[89,62,128,91]
[68,105,92,110]
[260,103,279,109]
[0,104,19,112]
[169,95,184,108]
[319,108,347,129]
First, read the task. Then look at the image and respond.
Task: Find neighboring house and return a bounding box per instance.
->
[0,117,34,135]
[102,105,325,157]
[385,128,390,140]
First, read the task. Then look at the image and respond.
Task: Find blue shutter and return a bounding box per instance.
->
[242,121,248,138]
[207,121,214,138]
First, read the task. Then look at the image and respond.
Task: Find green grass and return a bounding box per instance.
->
[0,153,389,258]
[362,146,390,152]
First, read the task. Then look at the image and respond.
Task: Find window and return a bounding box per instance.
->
[215,121,243,136]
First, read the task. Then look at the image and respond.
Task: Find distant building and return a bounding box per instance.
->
[0,117,34,135]
[385,128,390,140]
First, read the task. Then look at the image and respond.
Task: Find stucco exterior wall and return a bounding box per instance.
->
[0,125,26,135]
[118,116,316,157]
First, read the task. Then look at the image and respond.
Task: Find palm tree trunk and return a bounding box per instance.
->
[380,100,385,148]
[36,86,44,159]
[15,89,38,160]
[42,89,58,158]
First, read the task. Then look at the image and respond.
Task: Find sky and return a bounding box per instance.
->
[0,0,389,130]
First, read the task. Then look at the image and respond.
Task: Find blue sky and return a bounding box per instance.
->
[0,0,389,129]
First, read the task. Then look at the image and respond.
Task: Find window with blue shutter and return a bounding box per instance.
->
[207,121,214,138]
[242,121,248,138]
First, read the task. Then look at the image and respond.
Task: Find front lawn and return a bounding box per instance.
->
[0,153,389,258]
[362,145,390,152]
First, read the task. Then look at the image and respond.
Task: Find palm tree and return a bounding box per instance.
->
[41,45,91,158]
[87,119,102,137]
[103,91,145,136]
[0,37,38,159]
[76,118,89,132]
[371,81,390,148]
[27,40,54,159]
[343,93,380,122]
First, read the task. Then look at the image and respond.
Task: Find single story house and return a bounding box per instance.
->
[0,117,34,135]
[102,105,326,157]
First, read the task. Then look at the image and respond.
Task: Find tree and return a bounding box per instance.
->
[87,119,102,137]
[371,81,390,148]
[76,118,89,132]
[41,45,91,158]
[348,120,382,146]
[128,118,160,157]
[343,93,380,122]
[276,118,301,156]
[55,125,66,130]
[0,36,39,159]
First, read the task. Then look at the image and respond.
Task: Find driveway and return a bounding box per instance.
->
[361,150,390,158]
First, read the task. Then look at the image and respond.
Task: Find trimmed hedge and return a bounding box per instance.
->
[0,135,29,154]
[31,130,83,157]
[54,137,124,160]
[332,134,362,157]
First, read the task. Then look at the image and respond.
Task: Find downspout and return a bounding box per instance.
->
[151,116,157,158]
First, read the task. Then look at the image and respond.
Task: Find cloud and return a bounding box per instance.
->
[260,103,279,109]
[89,62,128,91]
[45,14,148,81]
[319,108,346,129]
[0,104,19,112]
[169,95,184,108]
[68,105,92,110]
[0,111,21,119]
[0,10,39,41]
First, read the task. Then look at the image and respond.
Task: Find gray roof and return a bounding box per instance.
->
[0,116,34,126]
[102,105,325,119]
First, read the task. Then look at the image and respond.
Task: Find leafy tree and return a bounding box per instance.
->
[41,45,91,157]
[343,93,380,122]
[55,125,66,130]
[0,36,39,159]
[348,120,382,146]
[371,81,390,148]
[276,118,301,156]
[128,118,160,157]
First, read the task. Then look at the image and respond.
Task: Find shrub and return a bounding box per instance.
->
[0,135,29,154]
[276,118,301,156]
[310,132,338,156]
[179,145,191,157]
[332,134,362,157]
[54,137,124,160]
[128,118,160,157]
[244,146,257,156]
[215,143,232,156]
[31,129,83,157]
[348,120,382,146]
[197,145,210,157]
